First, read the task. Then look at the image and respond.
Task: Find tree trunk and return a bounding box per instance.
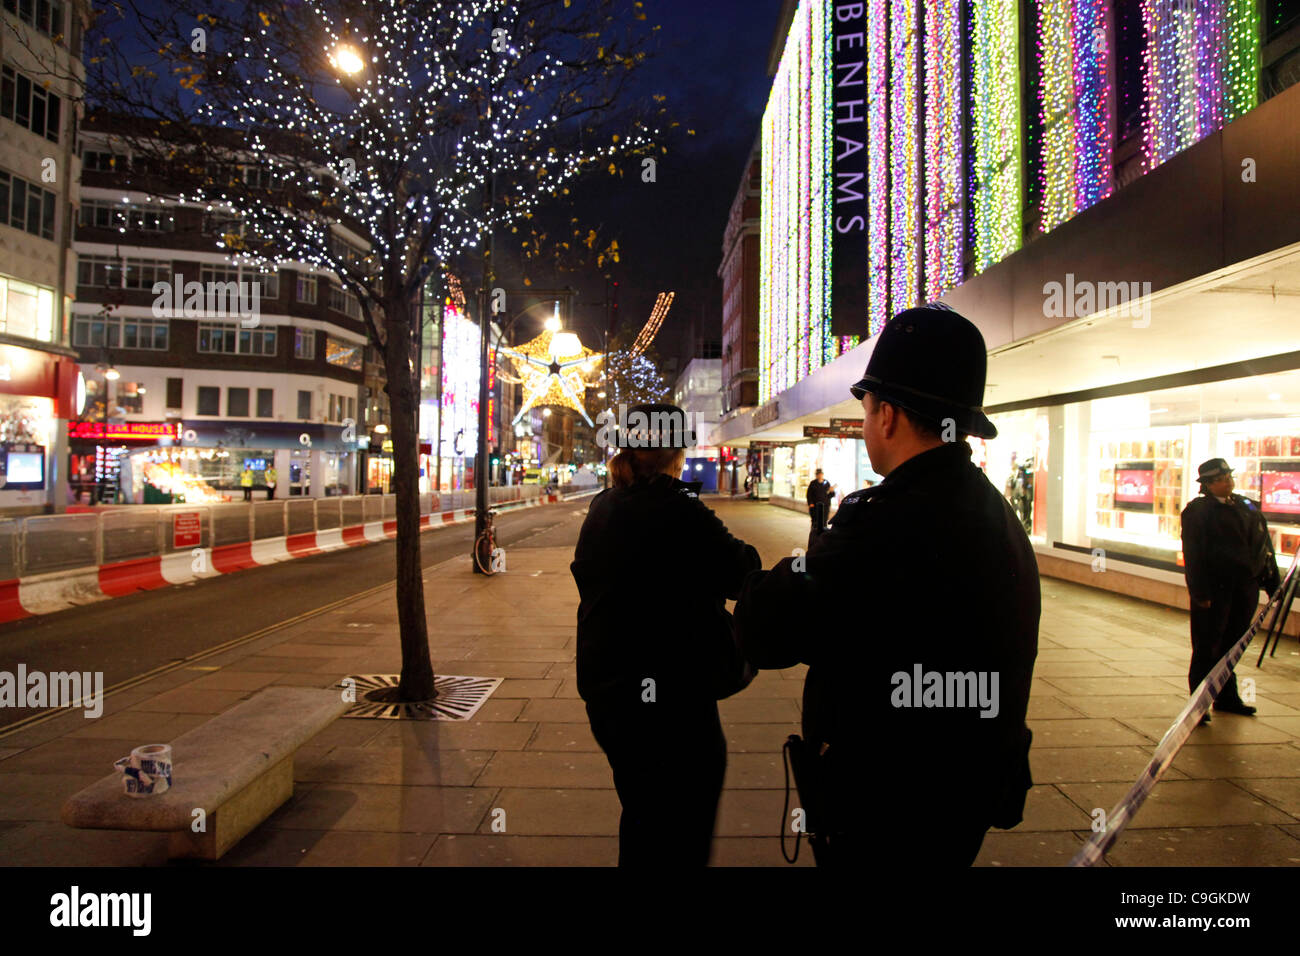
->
[381,293,437,701]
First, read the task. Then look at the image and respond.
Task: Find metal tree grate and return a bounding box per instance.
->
[337,674,502,721]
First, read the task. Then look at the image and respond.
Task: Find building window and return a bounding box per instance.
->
[294,327,316,359]
[118,382,145,414]
[2,0,65,39]
[325,334,363,370]
[200,262,278,305]
[196,386,220,416]
[240,326,277,356]
[77,254,120,287]
[72,313,168,350]
[256,388,273,418]
[0,170,56,240]
[328,284,362,319]
[1,65,61,142]
[227,387,249,417]
[297,389,311,420]
[347,396,355,421]
[81,149,127,172]
[0,275,55,342]
[197,321,276,355]
[295,273,317,304]
[78,199,174,232]
[123,257,171,290]
[197,322,236,353]
[166,377,182,409]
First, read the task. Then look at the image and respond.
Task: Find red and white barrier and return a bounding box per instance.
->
[0,494,570,624]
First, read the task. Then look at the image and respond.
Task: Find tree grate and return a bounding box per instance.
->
[337,674,502,721]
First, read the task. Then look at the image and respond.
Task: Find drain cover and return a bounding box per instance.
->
[337,674,501,721]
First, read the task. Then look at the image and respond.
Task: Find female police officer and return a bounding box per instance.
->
[571,403,761,866]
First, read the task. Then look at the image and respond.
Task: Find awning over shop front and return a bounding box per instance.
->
[178,420,358,452]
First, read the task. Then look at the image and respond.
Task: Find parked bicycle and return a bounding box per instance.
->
[473,507,500,575]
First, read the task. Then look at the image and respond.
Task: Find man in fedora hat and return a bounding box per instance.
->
[735,305,1039,866]
[1180,458,1282,721]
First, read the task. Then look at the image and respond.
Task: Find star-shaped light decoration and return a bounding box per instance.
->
[499,312,602,427]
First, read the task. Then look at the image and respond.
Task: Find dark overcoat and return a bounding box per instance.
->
[735,441,1040,835]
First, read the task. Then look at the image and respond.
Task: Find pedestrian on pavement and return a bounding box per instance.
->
[265,466,278,500]
[571,402,761,866]
[240,467,253,502]
[806,468,836,549]
[734,306,1040,867]
[1180,458,1281,722]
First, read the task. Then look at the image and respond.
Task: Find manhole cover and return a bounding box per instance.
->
[337,674,502,721]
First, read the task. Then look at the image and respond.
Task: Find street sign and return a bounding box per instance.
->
[173,512,201,549]
[803,425,861,440]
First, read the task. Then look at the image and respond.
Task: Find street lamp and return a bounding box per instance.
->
[328,43,365,75]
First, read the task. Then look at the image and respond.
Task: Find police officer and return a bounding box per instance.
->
[806,468,836,548]
[735,306,1040,866]
[1180,458,1281,721]
[572,403,760,866]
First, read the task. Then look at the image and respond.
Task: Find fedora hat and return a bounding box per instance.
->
[849,305,998,439]
[1196,458,1233,484]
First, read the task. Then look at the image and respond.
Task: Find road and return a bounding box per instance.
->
[0,498,595,729]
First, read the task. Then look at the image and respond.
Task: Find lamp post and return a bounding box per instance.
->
[471,290,575,573]
[94,357,119,503]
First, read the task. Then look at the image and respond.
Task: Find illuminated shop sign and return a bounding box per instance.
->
[69,421,181,442]
[440,300,480,458]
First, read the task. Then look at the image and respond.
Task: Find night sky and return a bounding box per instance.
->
[560,0,784,368]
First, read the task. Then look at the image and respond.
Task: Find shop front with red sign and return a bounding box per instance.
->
[0,342,79,514]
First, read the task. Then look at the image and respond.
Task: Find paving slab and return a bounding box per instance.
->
[974,830,1088,867]
[267,783,497,834]
[483,787,619,836]
[1057,780,1297,828]
[1105,824,1300,866]
[422,834,619,866]
[1030,746,1187,785]
[1028,718,1153,748]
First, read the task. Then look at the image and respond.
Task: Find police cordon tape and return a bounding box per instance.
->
[1068,552,1300,867]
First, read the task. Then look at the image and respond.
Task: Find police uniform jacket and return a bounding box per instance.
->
[1180,493,1281,602]
[806,479,835,510]
[735,441,1040,830]
[572,475,761,710]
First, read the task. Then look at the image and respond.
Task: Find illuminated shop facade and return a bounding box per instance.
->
[721,0,1300,607]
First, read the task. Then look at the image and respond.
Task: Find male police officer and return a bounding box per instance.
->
[806,468,836,548]
[1181,458,1281,720]
[735,306,1040,866]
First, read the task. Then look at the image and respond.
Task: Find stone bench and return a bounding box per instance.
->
[62,686,348,860]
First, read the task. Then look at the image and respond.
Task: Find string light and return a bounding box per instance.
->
[631,292,674,358]
[759,0,833,402]
[889,0,919,318]
[923,0,963,301]
[971,0,1023,271]
[866,0,889,336]
[1141,0,1257,171]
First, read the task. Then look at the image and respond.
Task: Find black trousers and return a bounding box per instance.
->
[1189,578,1259,706]
[586,699,727,866]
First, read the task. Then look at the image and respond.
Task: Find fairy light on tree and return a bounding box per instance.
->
[84,0,661,703]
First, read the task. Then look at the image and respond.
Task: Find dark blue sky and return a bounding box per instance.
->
[571,0,784,365]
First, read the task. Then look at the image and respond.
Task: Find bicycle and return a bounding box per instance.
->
[473,507,500,575]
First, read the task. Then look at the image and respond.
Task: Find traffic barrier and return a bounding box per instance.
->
[0,486,586,623]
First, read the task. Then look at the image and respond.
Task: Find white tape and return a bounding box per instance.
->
[1069,563,1297,866]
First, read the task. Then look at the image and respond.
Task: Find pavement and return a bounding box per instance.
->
[1,497,1299,866]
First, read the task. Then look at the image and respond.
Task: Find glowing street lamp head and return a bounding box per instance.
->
[550,331,582,359]
[330,43,365,75]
